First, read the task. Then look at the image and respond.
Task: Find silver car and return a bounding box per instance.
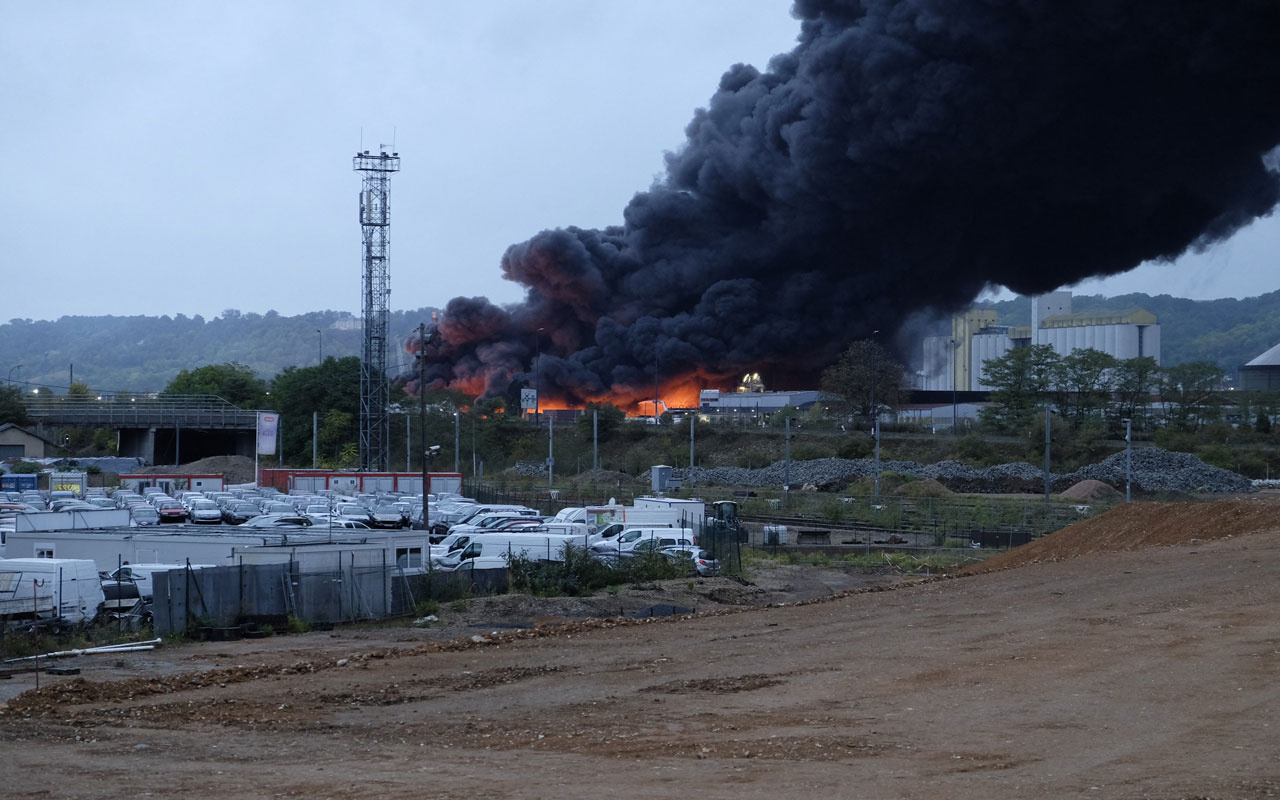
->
[189,500,223,524]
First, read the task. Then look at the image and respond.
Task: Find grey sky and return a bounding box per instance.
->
[4,2,1278,325]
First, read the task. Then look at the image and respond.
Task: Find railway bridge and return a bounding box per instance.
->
[23,394,264,464]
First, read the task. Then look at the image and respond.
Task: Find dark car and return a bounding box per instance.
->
[222,501,260,525]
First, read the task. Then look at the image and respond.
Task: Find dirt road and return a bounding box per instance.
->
[4,500,1279,799]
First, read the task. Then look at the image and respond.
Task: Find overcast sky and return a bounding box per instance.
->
[4,2,1278,325]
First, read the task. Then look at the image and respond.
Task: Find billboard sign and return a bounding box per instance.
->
[256,413,279,455]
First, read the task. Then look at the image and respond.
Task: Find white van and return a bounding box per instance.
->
[590,527,696,555]
[0,558,104,626]
[587,522,676,545]
[429,532,474,561]
[436,532,578,571]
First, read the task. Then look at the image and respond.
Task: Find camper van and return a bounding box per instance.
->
[0,558,104,627]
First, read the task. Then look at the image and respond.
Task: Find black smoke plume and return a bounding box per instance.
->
[413,0,1280,407]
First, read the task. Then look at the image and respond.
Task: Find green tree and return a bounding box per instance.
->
[270,357,361,466]
[1159,361,1226,431]
[1113,356,1160,431]
[1054,348,1118,424]
[163,362,267,407]
[978,344,1059,431]
[0,385,32,426]
[575,402,625,441]
[820,339,906,424]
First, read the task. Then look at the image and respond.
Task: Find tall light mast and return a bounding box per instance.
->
[354,147,400,472]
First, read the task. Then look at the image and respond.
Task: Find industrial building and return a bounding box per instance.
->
[1239,342,1280,391]
[921,291,1162,391]
[698,388,824,417]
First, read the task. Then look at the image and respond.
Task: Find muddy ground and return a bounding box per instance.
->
[3,497,1279,799]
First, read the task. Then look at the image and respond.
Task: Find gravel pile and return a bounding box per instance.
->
[511,461,549,477]
[682,447,1253,495]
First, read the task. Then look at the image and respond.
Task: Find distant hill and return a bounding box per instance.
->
[973,290,1280,380]
[0,308,439,393]
[3,291,1278,394]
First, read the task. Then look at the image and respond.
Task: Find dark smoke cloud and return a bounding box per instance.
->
[416,0,1280,406]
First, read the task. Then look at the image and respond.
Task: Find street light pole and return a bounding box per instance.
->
[418,322,428,512]
[6,364,20,385]
[316,329,323,364]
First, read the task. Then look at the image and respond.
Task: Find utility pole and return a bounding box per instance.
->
[950,337,959,434]
[1044,404,1052,505]
[547,416,554,489]
[533,328,543,422]
[689,413,695,482]
[784,415,791,498]
[312,411,318,468]
[1124,417,1132,503]
[592,409,598,472]
[871,330,880,500]
[454,410,460,473]
[418,322,428,504]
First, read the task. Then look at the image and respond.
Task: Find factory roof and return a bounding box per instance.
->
[1040,308,1157,328]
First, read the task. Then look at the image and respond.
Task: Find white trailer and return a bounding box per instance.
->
[0,558,104,626]
[558,500,703,533]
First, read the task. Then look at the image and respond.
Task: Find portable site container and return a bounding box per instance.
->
[118,474,226,494]
[257,469,462,496]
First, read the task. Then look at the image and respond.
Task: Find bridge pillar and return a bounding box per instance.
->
[118,427,157,463]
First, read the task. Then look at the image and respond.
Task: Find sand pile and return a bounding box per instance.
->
[960,496,1280,574]
[1059,479,1124,501]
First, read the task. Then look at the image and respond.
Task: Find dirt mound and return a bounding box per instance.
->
[960,496,1280,574]
[570,469,635,486]
[136,455,256,485]
[1058,478,1123,501]
[897,477,953,497]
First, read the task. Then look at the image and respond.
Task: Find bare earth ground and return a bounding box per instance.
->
[4,497,1280,799]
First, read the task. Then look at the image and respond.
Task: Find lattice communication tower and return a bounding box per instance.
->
[354,147,400,471]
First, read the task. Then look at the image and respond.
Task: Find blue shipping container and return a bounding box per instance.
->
[1,473,38,491]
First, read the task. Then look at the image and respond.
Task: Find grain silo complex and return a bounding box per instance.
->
[921,292,1162,391]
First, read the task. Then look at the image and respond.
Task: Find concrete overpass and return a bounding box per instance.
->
[24,394,265,464]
